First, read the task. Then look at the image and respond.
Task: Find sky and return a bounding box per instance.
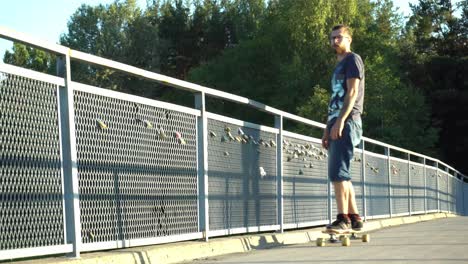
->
[0,0,147,57]
[0,0,440,59]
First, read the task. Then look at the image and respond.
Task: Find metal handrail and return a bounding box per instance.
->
[0,25,466,180]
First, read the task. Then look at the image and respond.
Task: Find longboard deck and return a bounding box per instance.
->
[322,229,363,235]
[317,229,370,247]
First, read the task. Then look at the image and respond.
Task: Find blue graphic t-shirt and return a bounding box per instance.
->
[328,52,365,122]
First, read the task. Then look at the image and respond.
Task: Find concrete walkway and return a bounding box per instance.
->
[183,216,468,264]
[9,213,461,264]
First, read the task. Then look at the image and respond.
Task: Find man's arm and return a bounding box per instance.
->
[329,78,360,140]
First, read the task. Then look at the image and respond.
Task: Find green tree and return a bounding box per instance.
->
[3,43,56,74]
[364,52,438,154]
[60,0,143,90]
[402,0,468,173]
[157,0,193,79]
[189,0,336,121]
[188,0,439,156]
[221,0,266,43]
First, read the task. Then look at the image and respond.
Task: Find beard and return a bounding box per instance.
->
[333,45,346,54]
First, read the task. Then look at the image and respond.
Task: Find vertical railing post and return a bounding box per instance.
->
[274,116,284,233]
[458,174,460,215]
[436,162,440,213]
[385,147,393,218]
[463,176,467,216]
[360,140,367,221]
[57,51,81,258]
[327,151,333,224]
[423,158,427,214]
[456,174,458,214]
[408,154,412,216]
[195,92,209,241]
[463,174,466,216]
[446,168,450,213]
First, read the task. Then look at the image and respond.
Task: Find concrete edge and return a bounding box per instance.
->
[13,213,458,264]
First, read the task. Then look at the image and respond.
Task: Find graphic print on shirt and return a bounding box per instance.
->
[328,65,346,121]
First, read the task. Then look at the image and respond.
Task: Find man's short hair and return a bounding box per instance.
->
[332,24,352,37]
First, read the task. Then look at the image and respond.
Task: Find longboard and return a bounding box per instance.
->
[317,229,370,247]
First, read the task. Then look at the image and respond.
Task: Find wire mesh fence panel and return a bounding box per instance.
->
[0,72,65,250]
[410,163,425,213]
[456,178,464,214]
[207,119,277,232]
[449,175,456,213]
[364,154,390,217]
[390,159,409,215]
[464,184,468,216]
[350,153,365,217]
[426,167,438,211]
[282,136,328,225]
[439,172,448,212]
[455,179,461,214]
[73,89,198,245]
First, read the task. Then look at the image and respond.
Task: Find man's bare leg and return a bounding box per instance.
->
[347,181,359,214]
[327,181,352,230]
[333,181,349,214]
[347,181,364,229]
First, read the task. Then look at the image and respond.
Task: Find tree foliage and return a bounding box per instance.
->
[402,0,467,173]
[3,43,56,74]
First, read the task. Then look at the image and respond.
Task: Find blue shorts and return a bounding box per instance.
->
[327,116,363,182]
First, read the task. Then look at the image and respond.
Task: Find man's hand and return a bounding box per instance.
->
[330,118,345,140]
[322,128,329,150]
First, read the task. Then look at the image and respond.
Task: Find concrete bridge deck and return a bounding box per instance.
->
[9,213,465,264]
[184,215,468,264]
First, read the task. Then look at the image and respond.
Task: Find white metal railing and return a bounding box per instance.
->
[0,25,466,261]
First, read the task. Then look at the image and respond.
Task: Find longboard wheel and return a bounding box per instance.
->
[316,237,325,247]
[339,235,346,241]
[362,234,370,243]
[342,237,351,247]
